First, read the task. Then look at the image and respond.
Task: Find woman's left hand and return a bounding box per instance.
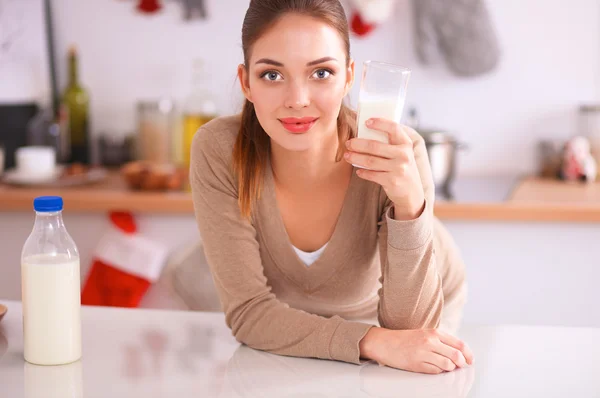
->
[344,118,425,220]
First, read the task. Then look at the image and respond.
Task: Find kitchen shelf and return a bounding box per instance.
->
[2,173,600,222]
[0,172,194,214]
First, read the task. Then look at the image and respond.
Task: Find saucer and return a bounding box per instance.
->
[2,166,64,186]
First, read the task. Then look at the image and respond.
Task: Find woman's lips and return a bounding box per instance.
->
[279,117,318,134]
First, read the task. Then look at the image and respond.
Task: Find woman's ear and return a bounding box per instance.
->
[344,59,356,97]
[237,64,253,102]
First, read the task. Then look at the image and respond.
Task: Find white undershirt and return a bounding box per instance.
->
[292,242,329,267]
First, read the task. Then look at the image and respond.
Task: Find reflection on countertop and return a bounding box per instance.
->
[220,345,475,398]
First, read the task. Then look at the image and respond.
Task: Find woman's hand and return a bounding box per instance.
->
[344,118,425,220]
[359,327,475,374]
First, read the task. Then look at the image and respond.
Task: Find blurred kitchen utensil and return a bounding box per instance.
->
[0,103,38,170]
[420,128,468,197]
[27,107,70,163]
[538,140,564,179]
[98,133,134,167]
[0,304,7,322]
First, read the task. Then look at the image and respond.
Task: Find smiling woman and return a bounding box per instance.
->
[189,0,473,375]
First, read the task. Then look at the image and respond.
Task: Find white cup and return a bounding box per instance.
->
[15,146,57,178]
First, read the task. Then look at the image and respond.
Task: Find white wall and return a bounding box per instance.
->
[49,0,600,175]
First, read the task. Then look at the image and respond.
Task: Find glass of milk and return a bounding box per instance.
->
[21,196,82,365]
[356,61,411,145]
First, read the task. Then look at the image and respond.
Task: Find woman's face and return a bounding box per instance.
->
[239,13,354,153]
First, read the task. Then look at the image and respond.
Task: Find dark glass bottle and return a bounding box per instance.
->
[61,46,90,164]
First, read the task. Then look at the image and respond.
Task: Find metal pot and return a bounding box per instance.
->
[420,129,468,197]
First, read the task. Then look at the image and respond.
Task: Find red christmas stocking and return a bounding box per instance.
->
[351,12,376,37]
[81,212,169,308]
[349,0,397,37]
[137,0,162,14]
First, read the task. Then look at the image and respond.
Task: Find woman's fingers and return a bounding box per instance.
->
[365,118,413,146]
[436,331,475,365]
[344,151,394,171]
[433,340,468,368]
[346,138,406,159]
[425,353,457,372]
[417,362,445,375]
[353,168,389,186]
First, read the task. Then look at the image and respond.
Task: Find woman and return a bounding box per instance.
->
[190,0,474,374]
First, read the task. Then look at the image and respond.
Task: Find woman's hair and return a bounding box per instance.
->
[233,0,355,219]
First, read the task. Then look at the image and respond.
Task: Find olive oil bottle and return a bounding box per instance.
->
[61,46,90,164]
[182,60,217,166]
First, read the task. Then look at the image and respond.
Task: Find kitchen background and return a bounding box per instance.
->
[15,0,600,174]
[1,0,600,328]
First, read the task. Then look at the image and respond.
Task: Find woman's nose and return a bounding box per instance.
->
[284,81,310,109]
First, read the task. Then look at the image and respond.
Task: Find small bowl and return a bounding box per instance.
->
[121,161,187,191]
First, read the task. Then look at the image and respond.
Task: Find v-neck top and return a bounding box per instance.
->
[190,114,467,365]
[292,242,329,267]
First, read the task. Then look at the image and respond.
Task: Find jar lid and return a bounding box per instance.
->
[137,98,174,113]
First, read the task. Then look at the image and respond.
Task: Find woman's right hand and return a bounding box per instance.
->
[359,327,474,374]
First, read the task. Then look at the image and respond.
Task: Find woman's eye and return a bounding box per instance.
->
[261,71,283,81]
[312,69,332,79]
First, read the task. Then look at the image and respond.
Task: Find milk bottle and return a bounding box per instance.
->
[21,196,82,365]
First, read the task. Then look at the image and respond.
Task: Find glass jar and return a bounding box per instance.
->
[137,99,175,164]
[579,104,600,165]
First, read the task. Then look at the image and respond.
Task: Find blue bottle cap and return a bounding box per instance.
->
[33,196,64,212]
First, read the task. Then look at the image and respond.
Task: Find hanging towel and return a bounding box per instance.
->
[413,0,501,77]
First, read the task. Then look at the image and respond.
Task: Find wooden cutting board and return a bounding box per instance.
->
[510,177,600,204]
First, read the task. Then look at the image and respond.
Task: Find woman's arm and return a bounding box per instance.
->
[190,126,373,364]
[376,128,445,330]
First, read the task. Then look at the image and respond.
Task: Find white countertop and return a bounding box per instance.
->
[1,300,599,397]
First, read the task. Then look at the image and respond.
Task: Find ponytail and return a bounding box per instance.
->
[232,100,270,219]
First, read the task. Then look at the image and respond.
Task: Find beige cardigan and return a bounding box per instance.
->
[190,114,467,365]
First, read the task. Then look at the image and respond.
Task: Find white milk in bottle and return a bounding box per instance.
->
[21,196,82,365]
